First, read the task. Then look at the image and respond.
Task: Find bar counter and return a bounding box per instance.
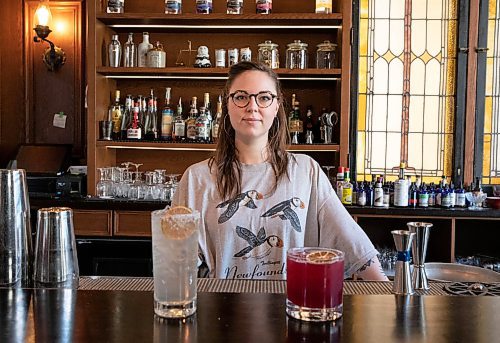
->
[2,278,499,342]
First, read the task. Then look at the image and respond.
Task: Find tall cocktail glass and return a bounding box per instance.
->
[151,209,200,318]
[286,247,344,322]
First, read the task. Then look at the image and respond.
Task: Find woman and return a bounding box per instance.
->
[173,61,387,281]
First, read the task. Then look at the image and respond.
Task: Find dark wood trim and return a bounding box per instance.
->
[463,0,480,186]
[453,0,470,186]
[349,0,359,178]
[473,0,489,182]
[339,0,352,168]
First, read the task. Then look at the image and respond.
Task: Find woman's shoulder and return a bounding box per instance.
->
[183,158,213,178]
[288,153,321,169]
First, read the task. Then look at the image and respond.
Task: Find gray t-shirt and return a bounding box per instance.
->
[173,153,378,279]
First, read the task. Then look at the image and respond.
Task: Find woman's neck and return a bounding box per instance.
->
[235,137,268,164]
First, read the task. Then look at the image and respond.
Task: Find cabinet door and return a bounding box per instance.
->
[73,210,112,236]
[114,210,152,236]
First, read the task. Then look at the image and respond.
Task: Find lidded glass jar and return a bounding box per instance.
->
[258,40,279,69]
[316,40,337,69]
[286,40,308,69]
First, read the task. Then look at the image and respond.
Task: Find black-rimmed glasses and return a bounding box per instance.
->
[228,90,278,108]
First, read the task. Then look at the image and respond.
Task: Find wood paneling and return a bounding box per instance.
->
[73,209,112,236]
[114,211,152,236]
[0,0,25,167]
[25,1,84,159]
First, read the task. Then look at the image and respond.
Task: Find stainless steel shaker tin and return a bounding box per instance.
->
[0,169,31,286]
[34,207,79,287]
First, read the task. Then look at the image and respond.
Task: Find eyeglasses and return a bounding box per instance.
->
[228,90,278,108]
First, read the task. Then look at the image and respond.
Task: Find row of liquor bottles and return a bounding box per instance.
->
[104,89,339,144]
[106,0,333,15]
[106,89,221,142]
[335,164,484,208]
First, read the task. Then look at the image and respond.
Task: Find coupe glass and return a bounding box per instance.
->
[465,192,487,210]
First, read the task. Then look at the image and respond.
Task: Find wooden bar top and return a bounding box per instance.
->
[1,287,499,342]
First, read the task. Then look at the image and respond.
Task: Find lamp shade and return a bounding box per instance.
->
[34,2,52,27]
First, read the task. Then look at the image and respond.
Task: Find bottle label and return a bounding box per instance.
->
[315,0,332,13]
[256,0,272,13]
[173,122,185,138]
[393,181,408,207]
[165,0,181,13]
[374,188,384,207]
[111,108,122,133]
[342,188,352,205]
[197,123,210,139]
[161,110,174,139]
[187,123,197,139]
[456,193,466,207]
[357,192,366,206]
[127,128,142,140]
[196,0,212,13]
[418,193,429,207]
[107,0,124,13]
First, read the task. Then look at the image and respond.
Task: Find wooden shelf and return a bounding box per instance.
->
[97,140,339,152]
[96,13,342,28]
[97,67,342,79]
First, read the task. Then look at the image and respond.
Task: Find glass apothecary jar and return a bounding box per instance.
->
[258,40,279,69]
[286,40,308,69]
[316,40,337,69]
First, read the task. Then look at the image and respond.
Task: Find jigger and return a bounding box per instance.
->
[391,230,416,295]
[407,222,433,290]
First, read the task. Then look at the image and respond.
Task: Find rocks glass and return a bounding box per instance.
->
[286,247,344,321]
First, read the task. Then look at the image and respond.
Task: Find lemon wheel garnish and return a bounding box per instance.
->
[306,251,336,264]
[165,206,193,215]
[161,206,196,239]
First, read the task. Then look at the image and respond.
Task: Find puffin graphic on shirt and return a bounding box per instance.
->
[216,190,263,223]
[261,197,305,232]
[233,226,284,260]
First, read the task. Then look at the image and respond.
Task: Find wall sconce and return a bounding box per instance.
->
[33,0,66,71]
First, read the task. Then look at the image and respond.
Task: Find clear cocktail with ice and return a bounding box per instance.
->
[152,207,200,318]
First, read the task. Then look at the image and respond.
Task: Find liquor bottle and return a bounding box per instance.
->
[203,92,212,138]
[352,181,358,205]
[256,0,272,14]
[473,176,482,195]
[335,166,344,199]
[415,175,422,189]
[172,97,186,142]
[138,32,153,67]
[106,0,124,13]
[196,0,213,14]
[428,183,436,207]
[393,162,409,207]
[366,181,374,206]
[455,181,466,207]
[289,100,303,144]
[441,185,451,208]
[196,107,211,142]
[382,181,390,208]
[305,107,314,144]
[126,100,143,140]
[408,182,418,207]
[341,170,353,205]
[123,33,137,67]
[227,0,243,14]
[165,0,182,14]
[373,177,384,207]
[144,89,158,140]
[109,90,123,140]
[357,183,366,206]
[186,97,198,142]
[418,184,429,207]
[161,88,174,141]
[108,35,121,67]
[211,95,222,143]
[449,182,456,208]
[120,94,133,139]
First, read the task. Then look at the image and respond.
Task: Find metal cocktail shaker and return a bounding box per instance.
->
[391,230,415,295]
[407,222,433,290]
[0,169,32,287]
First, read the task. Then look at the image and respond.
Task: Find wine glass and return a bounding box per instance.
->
[96,167,114,199]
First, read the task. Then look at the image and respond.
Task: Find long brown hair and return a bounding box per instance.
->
[209,61,290,199]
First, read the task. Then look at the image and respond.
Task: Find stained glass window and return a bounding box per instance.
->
[357,0,457,182]
[482,0,500,185]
